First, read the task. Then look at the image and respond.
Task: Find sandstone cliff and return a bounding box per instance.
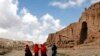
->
[47,2,100,48]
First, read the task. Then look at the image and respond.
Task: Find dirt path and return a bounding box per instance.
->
[0,49,52,56]
[0,50,25,56]
[57,48,100,56]
[1,48,100,56]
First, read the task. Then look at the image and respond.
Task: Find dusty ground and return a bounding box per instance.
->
[0,47,100,56]
[58,48,100,56]
[0,49,52,56]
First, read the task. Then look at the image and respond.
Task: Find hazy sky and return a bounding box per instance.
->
[0,0,100,44]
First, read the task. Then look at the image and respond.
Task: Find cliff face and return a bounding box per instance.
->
[47,2,100,48]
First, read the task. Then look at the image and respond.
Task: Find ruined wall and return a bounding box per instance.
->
[47,2,100,48]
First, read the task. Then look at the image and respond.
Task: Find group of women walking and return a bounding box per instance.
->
[25,43,57,56]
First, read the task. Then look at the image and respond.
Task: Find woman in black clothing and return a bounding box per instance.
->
[25,45,32,56]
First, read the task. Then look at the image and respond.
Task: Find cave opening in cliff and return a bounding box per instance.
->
[79,22,88,44]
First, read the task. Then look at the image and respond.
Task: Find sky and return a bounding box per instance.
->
[0,0,100,44]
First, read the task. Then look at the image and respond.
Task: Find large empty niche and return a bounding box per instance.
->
[79,22,88,44]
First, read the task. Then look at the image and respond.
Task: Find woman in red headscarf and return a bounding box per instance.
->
[40,44,47,56]
[33,44,39,56]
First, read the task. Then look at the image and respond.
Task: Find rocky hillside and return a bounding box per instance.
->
[47,2,100,48]
[0,38,33,50]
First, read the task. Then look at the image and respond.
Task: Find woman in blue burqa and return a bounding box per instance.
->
[52,43,57,56]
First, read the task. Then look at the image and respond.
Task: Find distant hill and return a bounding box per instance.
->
[0,38,33,50]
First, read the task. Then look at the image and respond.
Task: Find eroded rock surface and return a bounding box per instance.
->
[47,2,100,48]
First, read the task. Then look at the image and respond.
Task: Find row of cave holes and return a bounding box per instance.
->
[58,22,88,44]
[57,22,95,45]
[55,21,97,47]
[57,40,74,45]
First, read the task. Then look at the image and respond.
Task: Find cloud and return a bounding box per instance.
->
[49,0,85,9]
[0,0,22,29]
[41,13,63,31]
[0,28,8,33]
[91,0,100,4]
[21,8,38,24]
[0,0,64,44]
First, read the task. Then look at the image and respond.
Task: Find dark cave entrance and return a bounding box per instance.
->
[79,22,88,44]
